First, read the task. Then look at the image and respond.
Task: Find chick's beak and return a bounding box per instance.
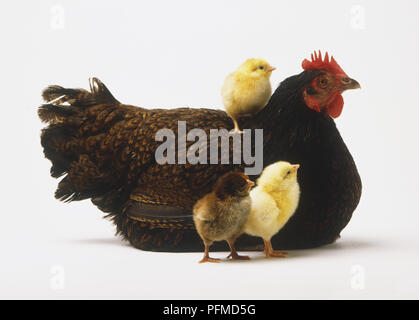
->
[340,76,361,91]
[292,164,300,172]
[246,179,255,187]
[266,66,276,73]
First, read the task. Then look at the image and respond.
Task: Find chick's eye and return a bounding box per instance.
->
[286,170,291,176]
[259,66,264,70]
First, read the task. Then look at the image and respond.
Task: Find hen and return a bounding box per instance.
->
[38,51,362,252]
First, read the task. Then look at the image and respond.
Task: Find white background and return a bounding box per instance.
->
[1,0,418,299]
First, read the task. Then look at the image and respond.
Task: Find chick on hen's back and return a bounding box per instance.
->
[222,58,275,133]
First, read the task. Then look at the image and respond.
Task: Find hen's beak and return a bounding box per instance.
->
[340,77,361,91]
[266,66,276,73]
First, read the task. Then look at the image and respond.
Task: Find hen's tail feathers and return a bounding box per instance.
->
[39,78,119,124]
[39,78,123,204]
[54,154,111,202]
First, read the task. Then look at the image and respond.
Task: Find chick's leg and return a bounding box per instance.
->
[230,118,243,134]
[199,242,220,263]
[226,239,250,260]
[263,239,288,258]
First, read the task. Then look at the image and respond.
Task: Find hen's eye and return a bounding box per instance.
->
[319,78,328,87]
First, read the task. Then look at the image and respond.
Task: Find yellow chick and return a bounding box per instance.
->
[222,58,275,134]
[244,161,300,258]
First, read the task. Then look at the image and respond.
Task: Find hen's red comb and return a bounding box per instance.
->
[302,50,347,76]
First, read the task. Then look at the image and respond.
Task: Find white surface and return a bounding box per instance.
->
[1,0,419,299]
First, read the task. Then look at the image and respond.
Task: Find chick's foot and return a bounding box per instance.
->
[199,256,221,264]
[264,250,288,258]
[229,118,243,134]
[227,240,250,260]
[227,251,251,260]
[198,243,221,263]
[229,128,243,135]
[263,240,288,258]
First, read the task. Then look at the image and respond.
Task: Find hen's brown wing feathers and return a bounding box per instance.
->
[39,78,239,214]
[129,108,243,208]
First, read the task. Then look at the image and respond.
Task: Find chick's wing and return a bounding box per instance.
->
[249,188,279,228]
[193,195,218,222]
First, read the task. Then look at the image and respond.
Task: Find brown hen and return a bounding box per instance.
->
[39,51,362,252]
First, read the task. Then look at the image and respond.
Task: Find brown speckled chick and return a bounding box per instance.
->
[193,172,254,263]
